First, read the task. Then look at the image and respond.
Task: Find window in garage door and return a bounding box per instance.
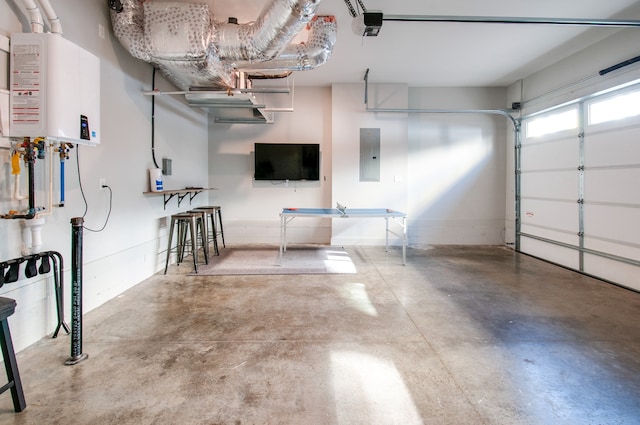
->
[519,85,640,291]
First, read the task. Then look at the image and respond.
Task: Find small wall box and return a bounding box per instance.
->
[9,33,100,146]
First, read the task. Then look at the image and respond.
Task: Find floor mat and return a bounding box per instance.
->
[189,246,357,275]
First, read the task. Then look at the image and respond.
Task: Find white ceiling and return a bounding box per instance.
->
[200,0,640,87]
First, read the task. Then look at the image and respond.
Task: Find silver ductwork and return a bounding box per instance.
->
[110,0,336,91]
[215,0,319,64]
[240,15,337,72]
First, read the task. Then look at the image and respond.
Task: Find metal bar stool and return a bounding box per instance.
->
[196,206,225,249]
[213,206,225,248]
[179,212,209,267]
[0,297,26,412]
[164,212,200,274]
[192,207,219,255]
[188,210,209,262]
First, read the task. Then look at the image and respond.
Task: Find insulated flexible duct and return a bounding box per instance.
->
[239,15,337,71]
[110,0,334,90]
[215,0,319,63]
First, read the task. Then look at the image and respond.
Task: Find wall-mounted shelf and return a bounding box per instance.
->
[143,188,217,209]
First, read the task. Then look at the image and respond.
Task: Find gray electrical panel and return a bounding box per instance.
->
[162,158,172,175]
[360,128,380,182]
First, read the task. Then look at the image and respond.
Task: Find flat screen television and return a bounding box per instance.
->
[254,143,320,181]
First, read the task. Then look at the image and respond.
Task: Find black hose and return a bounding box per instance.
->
[151,67,159,169]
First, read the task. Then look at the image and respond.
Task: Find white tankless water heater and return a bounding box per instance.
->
[9,33,100,146]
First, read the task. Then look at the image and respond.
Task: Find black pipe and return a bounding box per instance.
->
[599,55,640,75]
[65,218,88,365]
[27,147,35,215]
[50,251,71,338]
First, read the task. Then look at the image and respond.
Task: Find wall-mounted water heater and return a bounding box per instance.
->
[9,33,100,146]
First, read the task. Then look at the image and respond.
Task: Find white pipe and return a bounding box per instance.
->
[20,220,32,256]
[383,14,640,27]
[11,148,26,200]
[20,0,45,33]
[21,217,45,255]
[36,139,54,218]
[28,218,45,253]
[14,174,26,200]
[35,0,63,35]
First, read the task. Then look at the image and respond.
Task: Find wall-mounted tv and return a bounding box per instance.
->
[254,143,320,181]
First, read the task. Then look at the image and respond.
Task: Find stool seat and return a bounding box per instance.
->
[0,298,16,320]
[0,297,26,412]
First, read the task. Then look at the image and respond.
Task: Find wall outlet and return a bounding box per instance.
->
[99,178,106,190]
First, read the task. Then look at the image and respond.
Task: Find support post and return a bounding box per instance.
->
[65,217,88,365]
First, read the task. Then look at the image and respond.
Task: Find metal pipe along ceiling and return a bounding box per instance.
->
[110,0,336,90]
[382,14,640,27]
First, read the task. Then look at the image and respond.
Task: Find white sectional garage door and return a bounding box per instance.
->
[518,85,640,291]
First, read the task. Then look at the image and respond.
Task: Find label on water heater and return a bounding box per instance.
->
[10,40,44,129]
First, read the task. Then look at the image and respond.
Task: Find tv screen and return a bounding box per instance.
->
[254,143,320,181]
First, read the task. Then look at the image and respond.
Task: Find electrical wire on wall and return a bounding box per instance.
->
[151,67,160,169]
[75,146,112,232]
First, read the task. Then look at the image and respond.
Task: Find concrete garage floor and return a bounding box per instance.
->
[0,245,639,424]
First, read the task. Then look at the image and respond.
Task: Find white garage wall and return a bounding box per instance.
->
[0,0,209,352]
[518,30,640,113]
[408,87,508,245]
[208,87,333,245]
[330,83,409,246]
[209,83,509,248]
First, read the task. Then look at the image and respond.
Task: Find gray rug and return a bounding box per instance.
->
[191,246,357,275]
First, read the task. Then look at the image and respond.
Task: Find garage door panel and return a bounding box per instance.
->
[521,171,578,200]
[585,125,640,167]
[583,254,640,292]
[584,236,640,263]
[584,204,640,246]
[584,168,640,205]
[521,198,578,235]
[521,223,579,248]
[521,139,578,171]
[520,237,579,270]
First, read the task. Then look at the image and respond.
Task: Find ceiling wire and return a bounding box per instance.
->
[343,0,357,18]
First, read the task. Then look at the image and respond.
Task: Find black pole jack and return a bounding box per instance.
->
[65,217,88,365]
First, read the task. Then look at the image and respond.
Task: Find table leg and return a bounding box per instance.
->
[279,215,284,264]
[402,216,407,265]
[385,218,389,252]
